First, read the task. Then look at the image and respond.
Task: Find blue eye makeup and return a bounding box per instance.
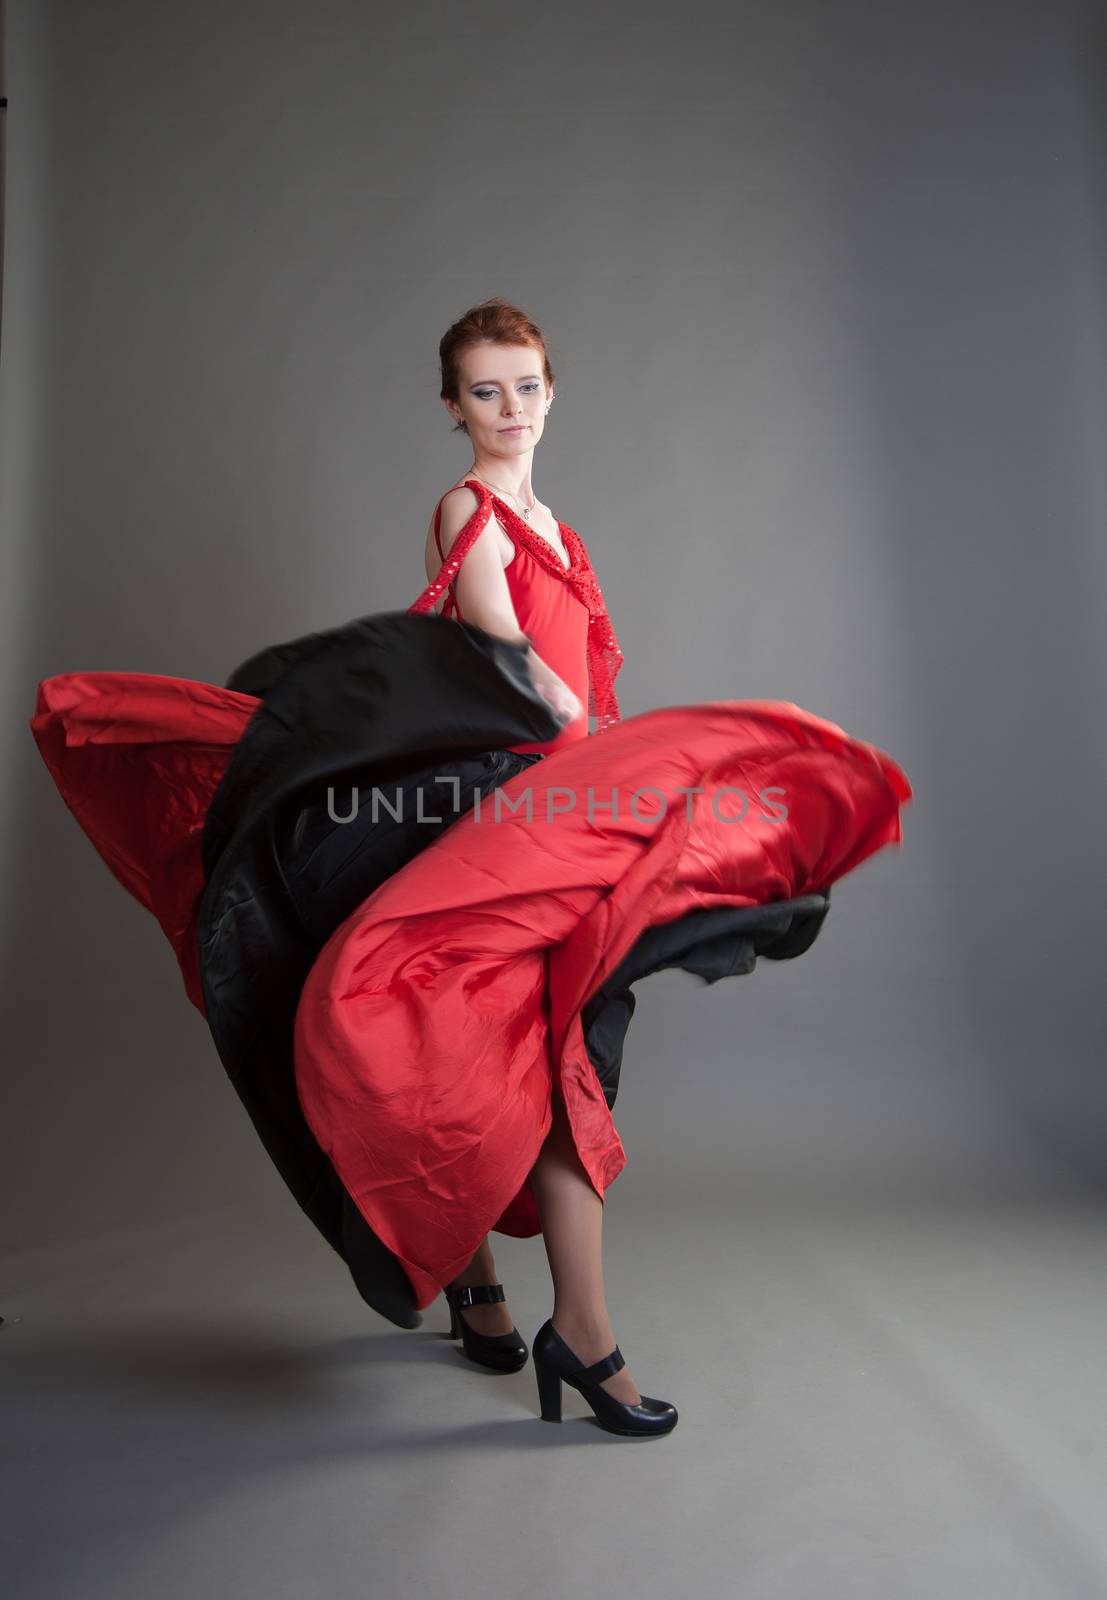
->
[472,382,542,401]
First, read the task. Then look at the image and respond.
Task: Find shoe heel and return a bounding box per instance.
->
[443,1282,529,1373]
[535,1359,563,1422]
[531,1317,678,1439]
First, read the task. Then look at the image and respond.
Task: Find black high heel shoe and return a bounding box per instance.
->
[531,1318,679,1438]
[444,1282,529,1373]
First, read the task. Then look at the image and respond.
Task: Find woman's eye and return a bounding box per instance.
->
[473,384,541,401]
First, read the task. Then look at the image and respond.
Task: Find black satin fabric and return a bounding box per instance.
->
[198,612,560,1325]
[196,610,832,1329]
[580,893,831,1112]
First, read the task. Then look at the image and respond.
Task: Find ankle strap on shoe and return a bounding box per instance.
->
[449,1284,506,1308]
[570,1346,625,1387]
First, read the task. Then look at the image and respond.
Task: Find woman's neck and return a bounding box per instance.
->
[468,459,535,505]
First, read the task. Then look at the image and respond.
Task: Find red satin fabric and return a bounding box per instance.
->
[29,672,258,1014]
[292,698,911,1311]
[29,498,912,1322]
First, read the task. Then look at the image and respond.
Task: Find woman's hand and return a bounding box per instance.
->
[523,644,582,724]
[534,676,583,725]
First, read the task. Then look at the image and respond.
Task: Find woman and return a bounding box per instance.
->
[29,297,912,1441]
[415,321,658,1423]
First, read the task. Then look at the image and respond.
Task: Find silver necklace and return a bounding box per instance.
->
[468,472,538,520]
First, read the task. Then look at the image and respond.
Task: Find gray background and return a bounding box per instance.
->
[3,1,1107,1596]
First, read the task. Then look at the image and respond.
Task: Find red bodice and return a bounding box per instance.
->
[407,479,624,752]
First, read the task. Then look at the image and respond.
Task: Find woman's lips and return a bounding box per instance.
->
[500,426,529,433]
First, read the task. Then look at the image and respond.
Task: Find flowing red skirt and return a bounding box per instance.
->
[31,652,911,1316]
[291,699,911,1309]
[29,671,256,1015]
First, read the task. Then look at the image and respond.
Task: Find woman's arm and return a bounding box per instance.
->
[434,488,583,724]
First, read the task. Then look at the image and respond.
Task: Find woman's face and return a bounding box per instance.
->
[448,342,551,457]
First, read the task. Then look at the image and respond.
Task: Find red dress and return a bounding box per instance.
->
[29,478,912,1321]
[294,481,911,1308]
[431,482,590,755]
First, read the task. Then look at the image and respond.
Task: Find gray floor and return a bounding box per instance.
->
[4,1183,1106,1598]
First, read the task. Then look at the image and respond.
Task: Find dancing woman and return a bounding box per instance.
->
[30,296,911,1442]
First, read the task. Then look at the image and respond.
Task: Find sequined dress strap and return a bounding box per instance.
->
[407,482,497,619]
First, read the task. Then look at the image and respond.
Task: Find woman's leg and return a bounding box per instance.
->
[528,1084,642,1405]
[446,1234,517,1336]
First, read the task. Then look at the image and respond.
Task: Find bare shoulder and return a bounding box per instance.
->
[423,481,512,582]
[438,480,484,539]
[423,483,480,579]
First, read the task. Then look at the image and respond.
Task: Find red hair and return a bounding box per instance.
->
[439,297,555,434]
